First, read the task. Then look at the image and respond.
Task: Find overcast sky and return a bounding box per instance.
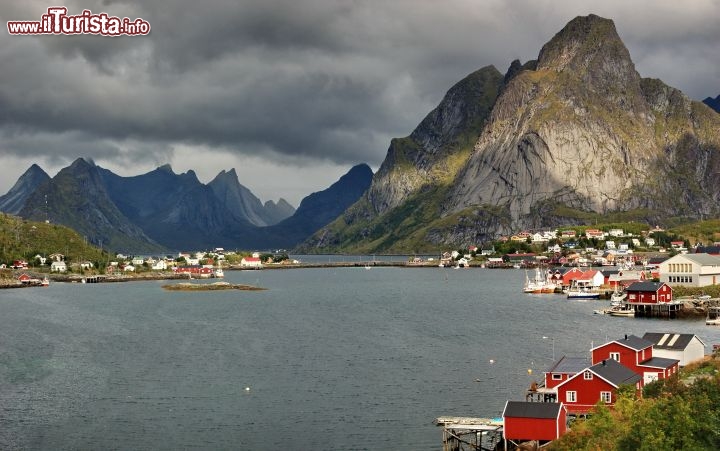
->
[1,0,718,206]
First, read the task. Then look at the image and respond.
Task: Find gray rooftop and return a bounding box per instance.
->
[642,332,702,350]
[591,359,642,386]
[681,253,720,266]
[503,401,562,419]
[545,356,591,374]
[626,281,667,293]
[640,356,680,369]
[609,334,653,351]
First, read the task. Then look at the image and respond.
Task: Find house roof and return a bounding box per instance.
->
[576,270,599,280]
[503,401,563,419]
[590,359,642,387]
[673,253,720,266]
[639,356,680,370]
[626,281,668,293]
[546,356,591,374]
[642,333,705,350]
[615,334,653,351]
[591,334,652,353]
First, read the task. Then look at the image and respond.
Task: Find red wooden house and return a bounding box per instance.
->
[591,334,680,384]
[502,401,567,444]
[625,281,672,304]
[560,267,584,289]
[555,358,642,414]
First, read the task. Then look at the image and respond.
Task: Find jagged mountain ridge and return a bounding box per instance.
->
[0,164,50,215]
[19,158,163,253]
[301,14,720,253]
[208,168,294,227]
[3,159,370,251]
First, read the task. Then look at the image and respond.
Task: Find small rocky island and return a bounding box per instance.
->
[162,282,267,291]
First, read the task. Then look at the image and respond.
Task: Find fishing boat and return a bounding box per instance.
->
[566,280,600,299]
[523,267,557,294]
[610,290,626,306]
[608,305,635,317]
[706,306,720,325]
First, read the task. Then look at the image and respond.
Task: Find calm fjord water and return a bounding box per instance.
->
[2,267,719,450]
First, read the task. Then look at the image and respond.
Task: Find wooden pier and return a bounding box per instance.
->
[434,417,504,451]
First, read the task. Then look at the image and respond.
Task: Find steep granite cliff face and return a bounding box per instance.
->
[447,15,660,225]
[367,65,503,215]
[302,14,720,252]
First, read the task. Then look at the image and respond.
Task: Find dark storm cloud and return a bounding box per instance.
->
[1,0,718,182]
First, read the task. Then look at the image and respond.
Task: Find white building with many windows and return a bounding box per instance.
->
[658,253,720,287]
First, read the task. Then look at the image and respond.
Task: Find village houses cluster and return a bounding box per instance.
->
[498,332,706,447]
[4,248,267,274]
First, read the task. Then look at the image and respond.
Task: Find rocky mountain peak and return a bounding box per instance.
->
[0,164,50,215]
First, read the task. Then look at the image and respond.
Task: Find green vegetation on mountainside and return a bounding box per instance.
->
[550,355,720,450]
[0,213,107,266]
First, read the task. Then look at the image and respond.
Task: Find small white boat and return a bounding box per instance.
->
[608,306,635,317]
[706,306,720,325]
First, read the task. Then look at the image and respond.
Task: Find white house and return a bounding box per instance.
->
[658,253,720,287]
[645,238,656,247]
[48,253,64,262]
[642,333,706,367]
[80,261,94,270]
[50,261,67,272]
[123,264,136,272]
[131,257,145,266]
[608,229,624,237]
[240,257,263,269]
[152,260,167,270]
[184,257,200,265]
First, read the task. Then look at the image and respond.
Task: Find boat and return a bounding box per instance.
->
[41,277,49,287]
[610,291,626,306]
[566,280,600,299]
[706,306,720,325]
[523,268,557,294]
[214,268,224,278]
[608,306,635,317]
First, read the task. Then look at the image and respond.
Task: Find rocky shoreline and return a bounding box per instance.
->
[162,282,266,291]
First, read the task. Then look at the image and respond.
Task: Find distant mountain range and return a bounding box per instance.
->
[704,95,720,113]
[0,159,373,252]
[298,14,720,254]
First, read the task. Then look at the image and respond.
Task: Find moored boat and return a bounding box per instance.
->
[706,306,720,325]
[608,306,635,317]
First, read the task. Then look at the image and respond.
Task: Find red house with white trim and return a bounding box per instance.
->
[625,281,673,304]
[502,401,567,444]
[555,358,642,414]
[591,334,680,384]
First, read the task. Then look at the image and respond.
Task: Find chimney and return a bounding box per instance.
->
[602,360,606,366]
[624,334,628,340]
